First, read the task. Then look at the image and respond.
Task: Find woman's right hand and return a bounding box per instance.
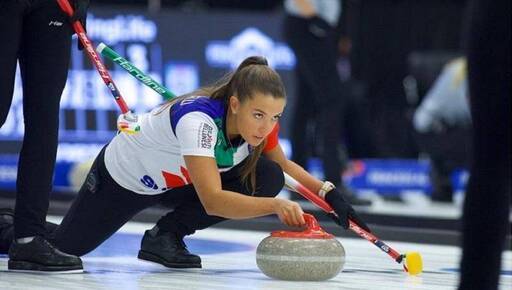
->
[272,198,306,227]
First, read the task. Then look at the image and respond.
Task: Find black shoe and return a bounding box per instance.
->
[138,227,201,268]
[431,184,454,203]
[8,236,83,273]
[430,166,454,203]
[0,208,14,253]
[0,208,14,230]
[0,208,14,222]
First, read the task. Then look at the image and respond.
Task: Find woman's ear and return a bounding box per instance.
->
[229,95,240,115]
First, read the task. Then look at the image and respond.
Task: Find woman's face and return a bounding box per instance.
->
[229,93,285,146]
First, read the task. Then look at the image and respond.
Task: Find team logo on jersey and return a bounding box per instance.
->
[199,123,214,149]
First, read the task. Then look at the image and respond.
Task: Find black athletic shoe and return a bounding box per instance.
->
[138,227,201,268]
[0,208,14,222]
[8,236,83,273]
[0,208,14,253]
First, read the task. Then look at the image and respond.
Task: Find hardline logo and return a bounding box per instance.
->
[114,57,167,95]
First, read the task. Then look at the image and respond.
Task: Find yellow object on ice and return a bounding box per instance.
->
[405,251,423,275]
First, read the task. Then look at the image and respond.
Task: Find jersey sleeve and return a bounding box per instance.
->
[263,123,280,153]
[175,112,218,158]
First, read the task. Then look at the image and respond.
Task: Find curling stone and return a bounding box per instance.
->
[256,214,345,281]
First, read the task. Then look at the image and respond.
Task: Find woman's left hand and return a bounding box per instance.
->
[325,188,371,232]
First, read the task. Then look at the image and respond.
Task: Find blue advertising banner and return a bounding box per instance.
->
[307,158,468,196]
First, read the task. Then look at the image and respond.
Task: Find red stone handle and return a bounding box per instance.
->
[271,213,334,239]
[303,213,320,231]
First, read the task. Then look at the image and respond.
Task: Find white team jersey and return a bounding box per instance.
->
[104,97,252,195]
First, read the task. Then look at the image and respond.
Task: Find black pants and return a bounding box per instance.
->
[415,126,472,201]
[284,15,346,186]
[0,0,72,239]
[342,80,378,159]
[47,148,284,256]
[458,0,511,289]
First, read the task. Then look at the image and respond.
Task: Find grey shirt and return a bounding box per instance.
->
[413,58,471,133]
[284,0,341,27]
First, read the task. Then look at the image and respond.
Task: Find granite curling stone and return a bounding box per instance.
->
[256,214,345,281]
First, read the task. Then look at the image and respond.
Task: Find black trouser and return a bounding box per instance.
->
[415,126,472,201]
[458,0,511,289]
[0,0,72,239]
[47,148,284,257]
[342,80,378,159]
[284,15,346,186]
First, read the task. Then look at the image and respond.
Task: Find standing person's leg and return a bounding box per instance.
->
[429,158,454,202]
[6,0,84,272]
[14,0,72,240]
[0,209,15,253]
[0,0,23,127]
[284,15,316,170]
[431,127,472,203]
[458,0,511,289]
[0,5,24,253]
[300,36,346,191]
[285,16,369,205]
[343,82,378,158]
[285,16,343,190]
[138,157,285,268]
[0,210,58,254]
[416,130,456,203]
[290,68,315,169]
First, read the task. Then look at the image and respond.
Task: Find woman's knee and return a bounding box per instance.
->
[256,158,284,197]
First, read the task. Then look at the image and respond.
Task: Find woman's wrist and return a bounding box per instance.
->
[270,197,282,214]
[318,181,336,199]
